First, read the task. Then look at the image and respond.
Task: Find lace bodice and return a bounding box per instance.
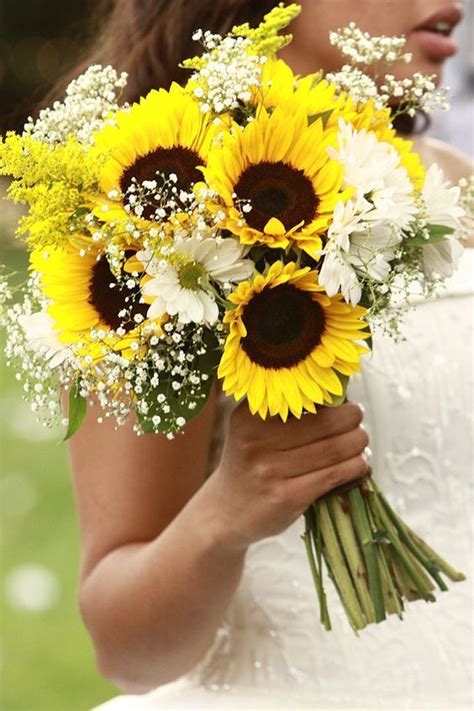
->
[95,249,473,710]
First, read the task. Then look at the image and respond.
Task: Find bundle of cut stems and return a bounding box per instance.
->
[303,477,465,632]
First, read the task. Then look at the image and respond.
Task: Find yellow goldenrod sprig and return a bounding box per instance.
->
[232,2,301,56]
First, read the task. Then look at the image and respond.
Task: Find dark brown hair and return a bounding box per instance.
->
[48,0,279,105]
[48,0,421,135]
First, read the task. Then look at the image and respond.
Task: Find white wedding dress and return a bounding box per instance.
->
[94,248,473,711]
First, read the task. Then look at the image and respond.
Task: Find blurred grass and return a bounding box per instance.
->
[0,240,117,709]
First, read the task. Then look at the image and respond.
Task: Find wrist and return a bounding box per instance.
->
[193,470,251,557]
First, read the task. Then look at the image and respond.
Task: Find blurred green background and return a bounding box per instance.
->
[1,1,117,709]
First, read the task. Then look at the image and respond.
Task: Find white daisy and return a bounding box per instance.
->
[137,236,253,326]
[420,165,465,278]
[422,237,464,278]
[421,164,464,229]
[328,120,418,230]
[320,198,401,305]
[18,311,69,367]
[319,249,363,305]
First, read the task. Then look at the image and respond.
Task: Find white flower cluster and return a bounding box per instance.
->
[329,23,412,65]
[0,269,13,327]
[23,65,128,145]
[326,65,381,107]
[4,289,76,429]
[380,73,450,115]
[189,30,266,114]
[321,120,450,305]
[76,320,227,437]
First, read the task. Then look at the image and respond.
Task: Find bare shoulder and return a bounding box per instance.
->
[413,136,473,183]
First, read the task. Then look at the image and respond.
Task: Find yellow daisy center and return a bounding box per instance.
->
[234,161,319,232]
[119,147,203,220]
[178,262,206,290]
[241,283,325,369]
[88,250,148,332]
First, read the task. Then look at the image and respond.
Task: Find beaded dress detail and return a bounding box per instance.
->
[95,249,473,711]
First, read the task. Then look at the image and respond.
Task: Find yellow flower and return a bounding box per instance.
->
[254,59,352,126]
[204,106,349,259]
[31,238,161,361]
[251,59,425,190]
[92,84,217,225]
[218,261,370,420]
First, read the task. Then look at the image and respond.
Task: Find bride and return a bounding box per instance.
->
[62,1,473,709]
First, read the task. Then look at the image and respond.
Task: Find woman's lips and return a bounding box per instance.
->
[411,4,462,60]
[411,30,458,59]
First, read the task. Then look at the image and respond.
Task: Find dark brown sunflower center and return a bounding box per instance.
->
[88,251,148,332]
[234,161,319,232]
[241,283,325,369]
[119,147,203,220]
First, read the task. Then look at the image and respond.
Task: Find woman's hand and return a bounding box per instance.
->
[204,400,369,551]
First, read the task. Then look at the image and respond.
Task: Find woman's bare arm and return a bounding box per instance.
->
[68,384,368,694]
[68,385,249,694]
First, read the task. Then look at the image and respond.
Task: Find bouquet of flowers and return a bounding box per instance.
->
[1,3,471,631]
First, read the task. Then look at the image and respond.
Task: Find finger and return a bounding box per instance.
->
[268,401,365,450]
[285,452,369,508]
[280,424,369,477]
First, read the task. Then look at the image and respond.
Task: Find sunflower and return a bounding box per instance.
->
[204,106,349,259]
[254,59,360,128]
[30,238,161,361]
[93,84,218,225]
[218,261,370,420]
[252,59,425,189]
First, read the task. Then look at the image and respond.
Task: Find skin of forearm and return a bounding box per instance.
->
[79,474,247,694]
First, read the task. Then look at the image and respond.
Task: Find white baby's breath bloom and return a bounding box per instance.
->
[137,236,253,325]
[187,32,264,114]
[326,65,381,107]
[329,23,411,66]
[18,311,69,368]
[23,65,128,145]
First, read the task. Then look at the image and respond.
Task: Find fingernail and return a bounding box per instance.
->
[358,403,366,416]
[363,446,372,462]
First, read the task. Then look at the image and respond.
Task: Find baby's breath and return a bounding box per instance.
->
[23,65,128,146]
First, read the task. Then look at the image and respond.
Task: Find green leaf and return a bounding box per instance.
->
[70,206,90,220]
[138,329,221,434]
[308,109,333,128]
[326,373,349,408]
[62,382,87,441]
[405,224,455,246]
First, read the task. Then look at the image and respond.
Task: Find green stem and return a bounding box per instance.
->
[316,500,367,630]
[372,482,465,583]
[368,491,436,600]
[303,510,331,631]
[328,494,376,624]
[389,547,423,601]
[373,486,449,591]
[348,486,386,623]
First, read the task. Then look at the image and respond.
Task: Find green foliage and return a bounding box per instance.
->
[405,223,455,246]
[62,381,87,441]
[138,329,221,434]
